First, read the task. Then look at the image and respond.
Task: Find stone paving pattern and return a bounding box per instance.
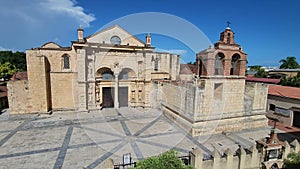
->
[0,108,298,169]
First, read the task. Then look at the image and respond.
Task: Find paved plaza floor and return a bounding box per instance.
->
[0,107,299,169]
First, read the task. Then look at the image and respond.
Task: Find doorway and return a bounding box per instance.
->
[102,87,114,108]
[119,87,128,107]
[293,111,300,127]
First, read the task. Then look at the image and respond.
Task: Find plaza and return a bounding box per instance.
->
[0,108,298,168]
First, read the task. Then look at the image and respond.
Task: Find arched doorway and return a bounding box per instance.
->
[118,68,136,107]
[96,67,115,108]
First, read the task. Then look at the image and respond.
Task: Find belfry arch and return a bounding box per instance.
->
[215,52,225,75]
[230,53,241,76]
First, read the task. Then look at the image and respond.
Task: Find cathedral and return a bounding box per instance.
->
[8,25,268,136]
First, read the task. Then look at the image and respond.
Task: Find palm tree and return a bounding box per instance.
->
[279,56,299,69]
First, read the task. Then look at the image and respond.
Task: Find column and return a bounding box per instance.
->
[77,49,87,111]
[114,72,119,109]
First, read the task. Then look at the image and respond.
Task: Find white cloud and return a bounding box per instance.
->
[40,0,95,27]
[155,48,187,55]
[0,46,15,52]
[0,0,96,51]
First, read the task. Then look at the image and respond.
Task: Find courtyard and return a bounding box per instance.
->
[0,108,298,169]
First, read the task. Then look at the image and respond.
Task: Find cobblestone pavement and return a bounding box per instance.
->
[0,108,297,169]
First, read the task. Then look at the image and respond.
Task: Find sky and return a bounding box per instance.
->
[0,0,300,66]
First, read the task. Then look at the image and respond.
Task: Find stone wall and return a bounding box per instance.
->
[160,80,268,136]
[190,139,300,169]
[7,80,30,114]
[103,139,300,169]
[50,73,76,110]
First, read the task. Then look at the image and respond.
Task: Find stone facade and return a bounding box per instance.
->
[8,25,180,113]
[160,80,268,136]
[160,27,268,136]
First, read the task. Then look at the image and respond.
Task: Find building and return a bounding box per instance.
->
[160,26,268,136]
[246,77,280,84]
[268,69,300,78]
[267,85,300,127]
[8,25,180,113]
[8,25,268,136]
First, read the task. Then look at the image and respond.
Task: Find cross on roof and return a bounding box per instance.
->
[227,21,231,28]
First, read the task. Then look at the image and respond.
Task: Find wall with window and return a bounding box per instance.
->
[267,95,300,126]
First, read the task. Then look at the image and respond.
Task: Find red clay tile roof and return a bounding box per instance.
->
[10,72,28,81]
[180,64,197,74]
[0,86,7,98]
[246,77,280,84]
[269,85,300,100]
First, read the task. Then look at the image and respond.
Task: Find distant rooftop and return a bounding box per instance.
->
[10,72,28,81]
[180,64,197,74]
[0,86,7,98]
[246,77,280,84]
[269,85,300,100]
[269,69,300,72]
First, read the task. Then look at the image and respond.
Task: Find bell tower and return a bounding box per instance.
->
[196,23,247,77]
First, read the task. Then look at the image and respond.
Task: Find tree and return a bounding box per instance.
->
[134,150,194,169]
[248,65,267,78]
[0,51,26,71]
[283,152,300,169]
[280,76,300,87]
[187,61,196,65]
[279,56,299,69]
[0,62,19,80]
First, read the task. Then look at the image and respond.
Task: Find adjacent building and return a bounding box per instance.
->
[267,85,300,127]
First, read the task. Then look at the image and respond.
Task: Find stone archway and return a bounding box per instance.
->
[95,67,115,108]
[230,53,241,75]
[118,68,136,80]
[118,68,136,107]
[215,52,225,75]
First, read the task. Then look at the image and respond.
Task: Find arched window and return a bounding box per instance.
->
[62,54,70,69]
[96,67,114,80]
[119,68,135,80]
[230,54,240,75]
[215,53,225,75]
[102,72,113,80]
[152,55,160,71]
[154,59,158,71]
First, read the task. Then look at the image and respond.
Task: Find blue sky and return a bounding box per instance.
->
[0,0,299,66]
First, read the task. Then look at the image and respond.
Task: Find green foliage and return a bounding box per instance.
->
[187,61,196,65]
[279,56,299,69]
[134,150,194,169]
[0,51,26,80]
[280,76,300,87]
[248,65,267,78]
[0,51,26,71]
[284,152,300,169]
[248,65,262,71]
[0,62,19,80]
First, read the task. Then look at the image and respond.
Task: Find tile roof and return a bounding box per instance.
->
[0,86,7,98]
[268,85,300,100]
[246,77,280,84]
[180,64,197,74]
[10,72,28,81]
